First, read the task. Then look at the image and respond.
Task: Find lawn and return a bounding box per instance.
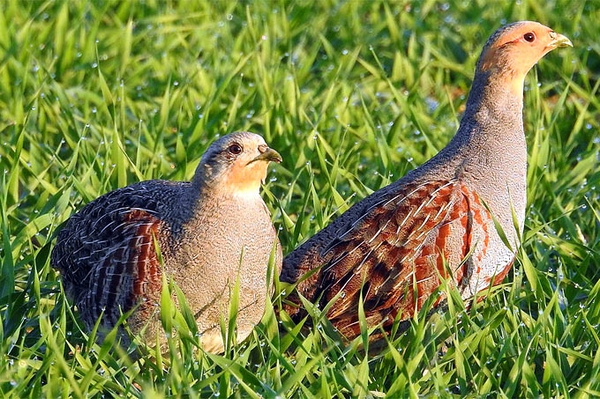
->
[1,0,599,397]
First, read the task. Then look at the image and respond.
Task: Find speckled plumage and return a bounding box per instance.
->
[52,132,282,353]
[280,22,572,340]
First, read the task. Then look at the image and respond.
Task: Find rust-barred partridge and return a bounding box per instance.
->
[52,132,282,353]
[280,21,572,340]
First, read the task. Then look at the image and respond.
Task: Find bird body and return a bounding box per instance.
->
[52,132,282,353]
[281,22,572,340]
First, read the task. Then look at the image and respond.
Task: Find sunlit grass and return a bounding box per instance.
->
[1,0,598,396]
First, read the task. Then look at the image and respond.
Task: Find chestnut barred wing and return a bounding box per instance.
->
[314,179,493,337]
[51,187,169,331]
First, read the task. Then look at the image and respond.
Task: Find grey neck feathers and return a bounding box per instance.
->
[191,162,221,193]
[463,69,524,132]
[445,69,525,155]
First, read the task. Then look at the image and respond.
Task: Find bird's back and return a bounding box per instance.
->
[280,153,491,334]
[51,180,190,336]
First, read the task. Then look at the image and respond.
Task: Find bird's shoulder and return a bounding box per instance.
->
[283,177,490,327]
[321,178,464,270]
[283,175,480,283]
[51,180,190,281]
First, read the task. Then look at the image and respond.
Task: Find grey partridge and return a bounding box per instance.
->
[280,21,572,341]
[52,131,283,353]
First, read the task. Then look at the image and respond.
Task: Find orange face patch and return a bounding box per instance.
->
[221,157,270,194]
[477,22,564,95]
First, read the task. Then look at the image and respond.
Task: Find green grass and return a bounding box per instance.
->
[1,0,599,397]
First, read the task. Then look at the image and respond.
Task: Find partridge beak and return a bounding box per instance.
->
[549,32,573,49]
[253,147,283,164]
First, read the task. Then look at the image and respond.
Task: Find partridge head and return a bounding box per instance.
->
[280,21,571,341]
[52,131,283,353]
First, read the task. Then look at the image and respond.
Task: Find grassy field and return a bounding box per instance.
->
[1,0,599,397]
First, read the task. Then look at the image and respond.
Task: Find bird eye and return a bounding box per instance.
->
[523,32,536,42]
[228,143,243,155]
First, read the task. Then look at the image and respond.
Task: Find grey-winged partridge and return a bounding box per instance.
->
[280,21,572,341]
[52,132,282,353]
